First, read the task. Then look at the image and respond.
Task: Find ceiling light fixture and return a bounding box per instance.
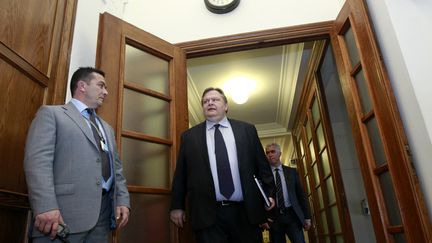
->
[223,77,257,105]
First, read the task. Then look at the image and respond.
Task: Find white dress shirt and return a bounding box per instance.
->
[206,117,244,201]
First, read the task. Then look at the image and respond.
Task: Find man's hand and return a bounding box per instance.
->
[265,197,276,211]
[170,209,186,228]
[34,209,64,240]
[259,222,270,230]
[303,219,312,230]
[259,217,274,230]
[116,206,130,229]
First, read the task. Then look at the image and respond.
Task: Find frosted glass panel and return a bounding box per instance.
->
[309,141,316,162]
[393,233,406,243]
[302,157,308,174]
[306,175,311,194]
[321,149,331,177]
[120,193,171,243]
[122,88,169,139]
[299,138,304,156]
[312,98,320,125]
[317,124,325,151]
[321,211,329,234]
[366,118,387,166]
[343,27,360,66]
[318,186,324,209]
[326,177,336,204]
[354,69,372,114]
[125,45,169,95]
[313,164,320,187]
[306,120,312,140]
[121,137,170,188]
[331,205,341,233]
[379,172,402,225]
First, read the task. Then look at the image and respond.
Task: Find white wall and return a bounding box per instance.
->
[68,0,343,100]
[67,0,126,100]
[68,0,432,217]
[366,0,432,218]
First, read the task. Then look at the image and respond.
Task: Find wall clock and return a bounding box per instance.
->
[204,0,240,14]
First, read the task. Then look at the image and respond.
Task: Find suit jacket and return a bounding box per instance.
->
[24,102,130,235]
[272,165,311,224]
[170,119,275,230]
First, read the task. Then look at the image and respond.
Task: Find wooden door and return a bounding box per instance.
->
[329,0,432,242]
[96,13,188,243]
[293,40,355,243]
[0,0,77,242]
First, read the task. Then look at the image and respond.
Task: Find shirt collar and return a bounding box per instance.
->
[271,164,283,171]
[206,116,230,130]
[70,98,89,114]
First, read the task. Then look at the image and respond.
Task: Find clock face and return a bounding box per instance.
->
[208,0,235,7]
[204,0,240,14]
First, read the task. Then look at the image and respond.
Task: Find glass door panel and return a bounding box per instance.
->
[353,70,372,114]
[122,88,170,139]
[121,137,170,188]
[120,42,174,242]
[97,12,188,243]
[365,118,387,166]
[120,193,172,243]
[293,43,356,242]
[125,45,169,95]
[378,172,402,225]
[339,22,405,241]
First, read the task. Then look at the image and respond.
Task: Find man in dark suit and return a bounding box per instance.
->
[265,143,311,243]
[24,67,130,242]
[170,87,275,243]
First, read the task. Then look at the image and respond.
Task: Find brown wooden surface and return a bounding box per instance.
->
[329,0,432,242]
[0,0,77,241]
[293,74,355,242]
[177,21,333,58]
[96,13,188,243]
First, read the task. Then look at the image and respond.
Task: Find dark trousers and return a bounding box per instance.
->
[269,207,305,243]
[195,203,263,243]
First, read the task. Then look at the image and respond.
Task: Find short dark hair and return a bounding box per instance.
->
[201,87,228,105]
[70,67,105,96]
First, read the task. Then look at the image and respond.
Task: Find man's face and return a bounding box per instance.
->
[82,72,108,108]
[202,90,228,123]
[266,146,282,166]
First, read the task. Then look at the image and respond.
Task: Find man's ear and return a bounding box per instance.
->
[77,80,86,92]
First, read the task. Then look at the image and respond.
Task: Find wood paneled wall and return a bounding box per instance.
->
[0,0,77,242]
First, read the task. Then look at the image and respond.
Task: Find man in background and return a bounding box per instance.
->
[265,143,311,243]
[170,87,275,243]
[24,67,130,242]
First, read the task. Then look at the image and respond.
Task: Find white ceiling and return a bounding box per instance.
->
[187,42,314,141]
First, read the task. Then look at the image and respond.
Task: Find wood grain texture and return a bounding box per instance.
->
[0,0,77,241]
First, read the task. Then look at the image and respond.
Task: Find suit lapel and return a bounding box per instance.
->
[229,119,245,169]
[196,122,211,172]
[283,166,294,195]
[62,102,99,149]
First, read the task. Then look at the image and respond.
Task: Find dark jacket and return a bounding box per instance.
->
[170,119,275,230]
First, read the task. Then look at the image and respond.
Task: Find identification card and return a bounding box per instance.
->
[101,140,109,152]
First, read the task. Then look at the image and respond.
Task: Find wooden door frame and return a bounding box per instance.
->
[176,21,332,59]
[175,1,431,242]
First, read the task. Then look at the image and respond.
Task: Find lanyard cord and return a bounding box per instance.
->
[82,114,106,143]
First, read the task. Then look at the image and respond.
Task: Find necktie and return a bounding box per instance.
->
[275,168,285,208]
[214,124,235,199]
[87,109,111,181]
